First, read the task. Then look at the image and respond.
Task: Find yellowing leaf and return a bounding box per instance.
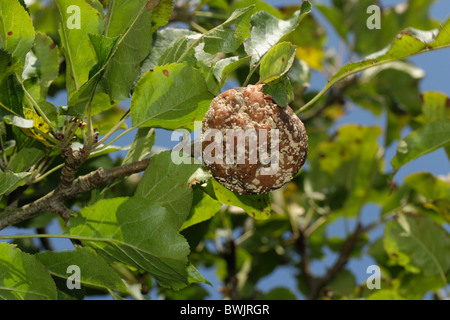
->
[296,46,324,71]
[21,108,50,143]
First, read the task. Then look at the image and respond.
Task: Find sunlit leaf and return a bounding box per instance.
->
[262,76,293,107]
[202,5,254,54]
[30,32,59,100]
[0,171,31,195]
[405,172,450,223]
[213,56,250,88]
[122,127,155,165]
[65,34,120,117]
[151,0,174,32]
[8,139,47,173]
[67,197,191,290]
[140,28,200,76]
[0,0,35,63]
[0,50,24,117]
[244,1,311,65]
[36,247,128,295]
[56,0,103,96]
[418,91,450,123]
[180,188,222,231]
[260,287,296,300]
[383,213,450,287]
[259,42,296,83]
[300,18,450,113]
[135,150,202,229]
[367,289,405,300]
[0,242,57,300]
[130,63,213,131]
[158,34,200,66]
[102,0,154,100]
[211,178,271,220]
[391,119,450,171]
[231,0,282,19]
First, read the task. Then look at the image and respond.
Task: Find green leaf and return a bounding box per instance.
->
[0,49,20,84]
[158,34,200,66]
[66,34,120,117]
[259,42,296,83]
[151,0,174,32]
[262,76,293,107]
[56,0,103,96]
[122,127,155,165]
[180,188,222,231]
[419,91,450,122]
[91,105,127,135]
[85,143,127,159]
[30,32,59,101]
[201,5,254,54]
[231,0,282,19]
[67,197,191,290]
[211,178,271,220]
[213,55,250,88]
[367,289,405,300]
[0,53,24,117]
[36,247,128,295]
[0,0,35,63]
[140,28,200,75]
[260,287,296,300]
[244,1,311,65]
[391,119,450,171]
[0,171,31,195]
[404,172,450,201]
[342,23,449,77]
[300,18,450,113]
[101,0,154,101]
[88,34,122,77]
[8,139,47,173]
[313,125,383,218]
[399,273,445,299]
[21,51,38,82]
[317,0,439,56]
[135,150,201,229]
[404,172,450,223]
[355,61,425,116]
[0,242,57,300]
[186,262,212,286]
[383,213,450,287]
[130,63,214,131]
[327,269,356,297]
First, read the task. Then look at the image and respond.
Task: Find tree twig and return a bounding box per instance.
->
[295,228,316,295]
[221,237,239,300]
[296,222,364,299]
[0,156,152,230]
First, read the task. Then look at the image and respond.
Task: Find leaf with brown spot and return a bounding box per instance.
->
[131,63,214,131]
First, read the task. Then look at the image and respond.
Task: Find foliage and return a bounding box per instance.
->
[0,0,449,300]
